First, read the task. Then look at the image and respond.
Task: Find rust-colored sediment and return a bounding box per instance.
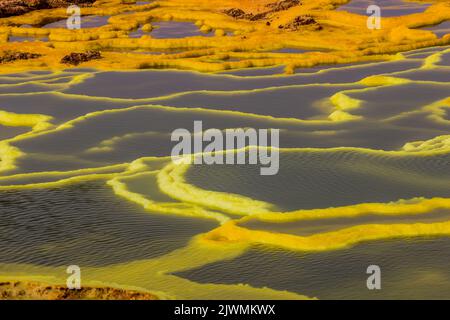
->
[0,281,159,300]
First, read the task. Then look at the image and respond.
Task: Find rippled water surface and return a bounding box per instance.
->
[337,0,431,16]
[129,21,213,39]
[1,43,450,299]
[0,183,217,267]
[176,238,450,299]
[43,15,110,29]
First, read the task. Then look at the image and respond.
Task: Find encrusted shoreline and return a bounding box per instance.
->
[0,280,159,300]
[0,0,448,74]
[0,0,96,18]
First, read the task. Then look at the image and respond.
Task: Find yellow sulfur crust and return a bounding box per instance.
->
[0,0,448,74]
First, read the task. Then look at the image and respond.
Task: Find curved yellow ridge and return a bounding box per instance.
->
[108,170,231,223]
[201,219,450,252]
[157,159,275,216]
[0,5,450,298]
[0,110,54,173]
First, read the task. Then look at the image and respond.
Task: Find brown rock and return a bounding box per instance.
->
[249,12,268,21]
[224,0,301,21]
[266,0,301,12]
[0,51,42,63]
[223,8,246,19]
[60,50,101,65]
[223,9,266,21]
[279,15,322,31]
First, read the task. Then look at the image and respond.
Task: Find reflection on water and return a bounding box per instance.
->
[220,66,287,76]
[8,36,49,43]
[242,210,450,236]
[150,83,362,119]
[176,237,450,299]
[62,60,424,98]
[0,182,217,267]
[0,125,29,140]
[0,44,449,299]
[42,15,110,29]
[185,151,450,211]
[421,20,450,38]
[129,21,213,39]
[337,0,430,16]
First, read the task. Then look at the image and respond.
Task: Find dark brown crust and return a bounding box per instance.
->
[0,0,96,18]
[278,15,323,31]
[224,0,301,21]
[0,281,158,300]
[0,51,42,63]
[60,50,102,65]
